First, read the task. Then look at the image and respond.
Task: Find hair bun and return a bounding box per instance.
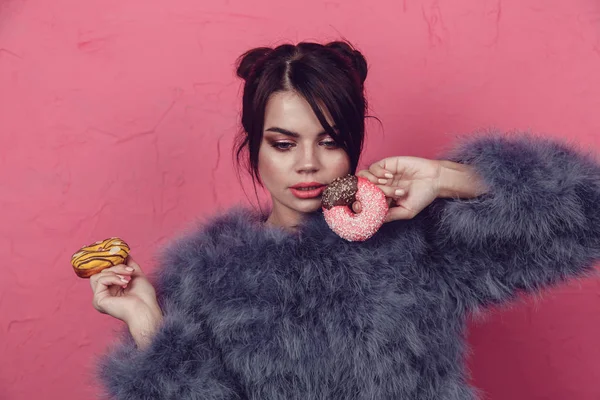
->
[236,47,272,81]
[326,41,368,84]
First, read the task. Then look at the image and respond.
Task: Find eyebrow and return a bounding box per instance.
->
[264,126,337,138]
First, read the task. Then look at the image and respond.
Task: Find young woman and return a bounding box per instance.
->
[91,41,600,399]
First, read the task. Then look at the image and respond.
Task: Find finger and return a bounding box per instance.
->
[94,273,130,294]
[126,256,145,277]
[369,162,394,182]
[101,271,131,284]
[377,185,409,199]
[90,272,101,290]
[384,206,416,222]
[380,158,407,176]
[90,266,133,291]
[99,264,136,277]
[356,170,379,185]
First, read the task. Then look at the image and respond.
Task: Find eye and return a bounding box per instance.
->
[320,140,339,148]
[271,142,295,151]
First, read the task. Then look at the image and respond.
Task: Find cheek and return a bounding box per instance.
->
[326,151,352,175]
[257,145,282,186]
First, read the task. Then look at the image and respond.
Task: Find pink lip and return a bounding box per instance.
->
[290,182,324,189]
[289,182,326,199]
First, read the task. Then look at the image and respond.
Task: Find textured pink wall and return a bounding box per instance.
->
[1,0,599,399]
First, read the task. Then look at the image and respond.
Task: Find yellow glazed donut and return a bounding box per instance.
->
[71,238,130,278]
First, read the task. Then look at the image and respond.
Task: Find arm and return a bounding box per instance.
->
[97,231,244,400]
[436,160,488,199]
[127,306,163,350]
[426,132,600,310]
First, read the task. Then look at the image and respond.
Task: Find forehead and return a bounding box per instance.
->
[264,91,333,134]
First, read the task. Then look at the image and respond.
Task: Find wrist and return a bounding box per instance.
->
[127,305,163,350]
[437,160,488,199]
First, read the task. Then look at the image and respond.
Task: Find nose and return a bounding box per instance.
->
[295,145,320,174]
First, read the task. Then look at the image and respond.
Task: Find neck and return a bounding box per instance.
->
[265,202,304,230]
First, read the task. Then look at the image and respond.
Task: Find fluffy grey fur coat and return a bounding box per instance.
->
[98,133,600,399]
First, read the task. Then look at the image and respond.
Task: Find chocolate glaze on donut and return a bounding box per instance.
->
[322,175,358,210]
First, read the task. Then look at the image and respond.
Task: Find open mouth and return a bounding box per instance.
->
[290,185,326,199]
[294,186,322,191]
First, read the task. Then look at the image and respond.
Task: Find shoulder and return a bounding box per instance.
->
[147,207,263,294]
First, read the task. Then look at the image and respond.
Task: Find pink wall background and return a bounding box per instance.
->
[1,0,599,399]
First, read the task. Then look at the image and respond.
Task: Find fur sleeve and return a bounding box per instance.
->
[96,223,245,400]
[97,310,243,400]
[428,132,600,310]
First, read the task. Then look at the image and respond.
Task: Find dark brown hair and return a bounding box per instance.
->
[234,40,369,186]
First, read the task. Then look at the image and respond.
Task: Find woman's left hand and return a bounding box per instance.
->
[356,156,487,222]
[356,156,443,222]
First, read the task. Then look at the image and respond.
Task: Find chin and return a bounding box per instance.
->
[292,198,323,214]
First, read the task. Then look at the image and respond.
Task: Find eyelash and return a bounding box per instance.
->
[271,140,338,151]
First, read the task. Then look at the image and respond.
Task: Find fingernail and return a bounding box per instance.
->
[125,267,134,272]
[384,173,393,179]
[118,275,129,282]
[378,178,388,184]
[395,189,405,196]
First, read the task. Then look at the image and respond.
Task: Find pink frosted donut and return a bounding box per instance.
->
[322,175,389,241]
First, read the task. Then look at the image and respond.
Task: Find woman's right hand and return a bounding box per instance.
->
[90,256,163,343]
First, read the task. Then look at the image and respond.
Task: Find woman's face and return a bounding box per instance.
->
[258,91,351,227]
